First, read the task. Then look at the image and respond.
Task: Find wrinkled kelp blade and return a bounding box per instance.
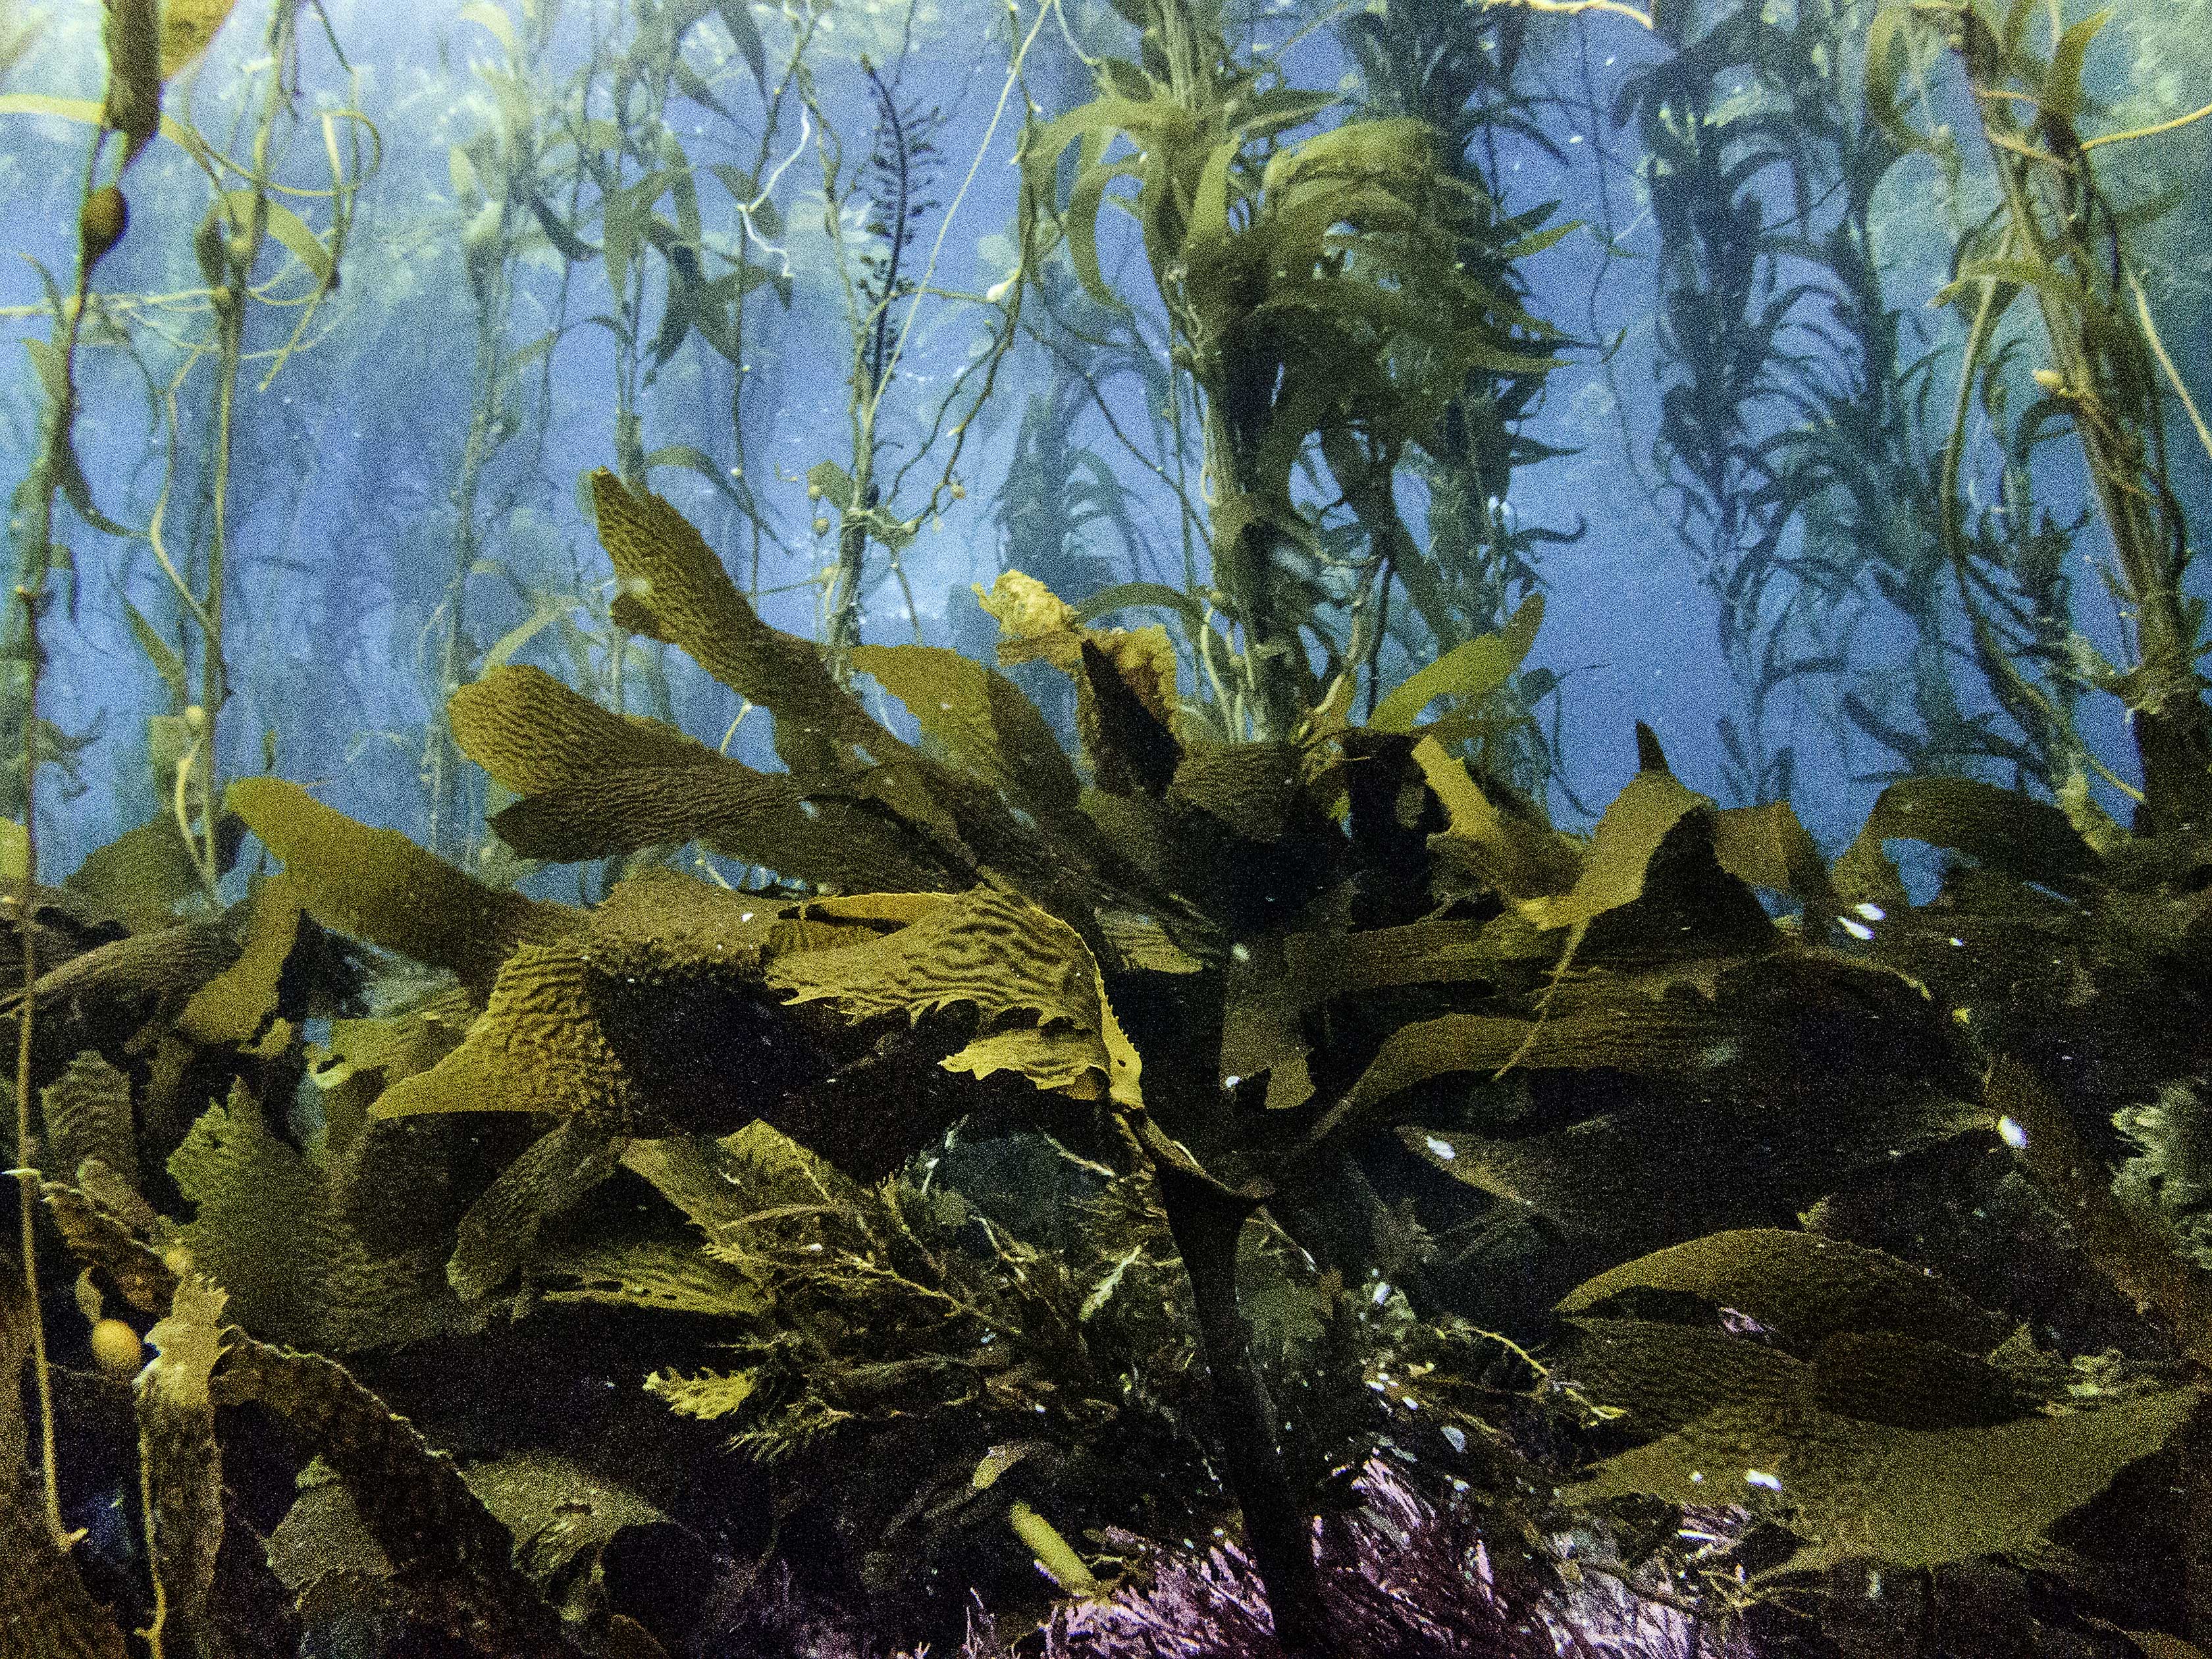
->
[1556,1228,2005,1352]
[1562,1379,2198,1579]
[216,1336,587,1658]
[452,664,957,890]
[591,469,891,777]
[228,777,564,996]
[170,1082,449,1352]
[765,886,1143,1108]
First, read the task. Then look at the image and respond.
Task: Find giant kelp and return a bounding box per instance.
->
[1020,0,1570,743]
[21,469,2209,1652]
[11,1,2212,1656]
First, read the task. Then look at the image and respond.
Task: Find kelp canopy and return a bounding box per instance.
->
[6,0,2212,1657]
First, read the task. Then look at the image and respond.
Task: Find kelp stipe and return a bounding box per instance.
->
[1869,0,2212,831]
[5,0,265,1575]
[1020,0,1571,742]
[1340,0,1579,791]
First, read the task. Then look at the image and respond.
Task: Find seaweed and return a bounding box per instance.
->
[1020,0,1569,740]
[9,1,2212,1654]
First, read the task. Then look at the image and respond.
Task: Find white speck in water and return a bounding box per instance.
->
[1440,1424,1465,1453]
[1230,943,1251,963]
[1425,1136,1456,1161]
[1997,1116,2029,1151]
[1372,1281,1392,1307]
[1746,1469,1782,1490]
[1855,901,1885,922]
[1839,916,1874,942]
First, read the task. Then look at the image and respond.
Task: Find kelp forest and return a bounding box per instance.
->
[5,0,2212,1653]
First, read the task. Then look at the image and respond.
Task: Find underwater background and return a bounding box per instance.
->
[5,0,2212,1655]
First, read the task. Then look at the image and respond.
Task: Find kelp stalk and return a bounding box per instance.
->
[425,7,556,864]
[1928,1,2212,831]
[1154,1159,1327,1655]
[7,0,149,1551]
[190,0,311,895]
[11,575,59,1548]
[813,24,1033,683]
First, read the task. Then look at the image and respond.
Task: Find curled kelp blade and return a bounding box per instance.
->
[136,1277,228,1657]
[36,1171,177,1313]
[219,1336,591,1659]
[63,809,243,934]
[1560,1317,2035,1440]
[1520,766,1761,943]
[446,1119,622,1302]
[3,916,237,1018]
[764,885,1144,1111]
[1830,774,2101,912]
[1552,1224,2201,1578]
[352,873,975,1179]
[1371,947,1970,1217]
[979,569,1184,791]
[592,469,889,778]
[587,485,1169,938]
[851,643,1086,828]
[1366,592,1542,735]
[309,985,475,1161]
[368,874,816,1124]
[1,917,241,1082]
[174,873,318,1049]
[1414,736,1583,904]
[1417,739,1781,955]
